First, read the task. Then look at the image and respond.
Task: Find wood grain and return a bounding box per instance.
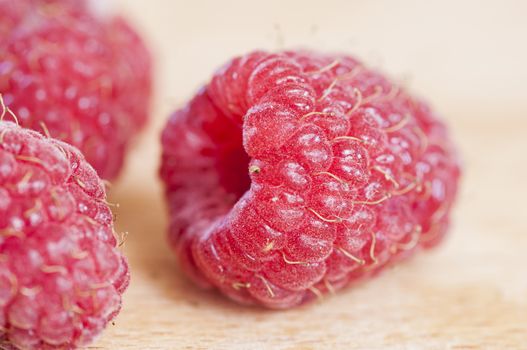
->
[92,1,527,348]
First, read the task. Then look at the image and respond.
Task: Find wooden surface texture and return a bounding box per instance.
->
[92,1,527,348]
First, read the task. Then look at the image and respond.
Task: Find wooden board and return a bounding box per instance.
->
[92,0,527,348]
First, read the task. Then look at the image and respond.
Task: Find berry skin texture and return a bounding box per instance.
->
[0,0,152,179]
[160,51,461,309]
[0,119,129,349]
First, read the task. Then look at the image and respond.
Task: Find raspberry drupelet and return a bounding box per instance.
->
[0,0,152,179]
[160,51,460,309]
[0,102,129,349]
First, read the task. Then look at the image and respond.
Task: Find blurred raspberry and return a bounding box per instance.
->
[0,0,152,179]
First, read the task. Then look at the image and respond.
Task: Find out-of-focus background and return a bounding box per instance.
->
[102,0,527,348]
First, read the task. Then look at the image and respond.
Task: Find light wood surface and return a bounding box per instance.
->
[93,1,527,349]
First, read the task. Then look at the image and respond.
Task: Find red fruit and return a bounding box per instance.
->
[0,0,152,179]
[160,51,461,308]
[0,117,128,349]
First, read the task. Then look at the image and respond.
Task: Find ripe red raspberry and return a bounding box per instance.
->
[160,51,460,308]
[0,0,152,179]
[0,113,129,349]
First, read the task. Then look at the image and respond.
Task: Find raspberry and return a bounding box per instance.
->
[160,51,461,309]
[0,110,129,349]
[0,0,152,179]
